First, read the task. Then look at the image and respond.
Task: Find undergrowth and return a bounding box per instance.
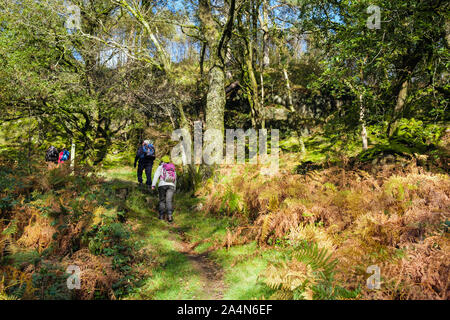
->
[198,149,449,299]
[0,161,142,299]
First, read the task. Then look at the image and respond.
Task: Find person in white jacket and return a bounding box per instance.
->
[152,155,176,222]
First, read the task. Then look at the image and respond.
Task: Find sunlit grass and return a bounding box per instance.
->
[99,166,136,181]
[211,242,280,299]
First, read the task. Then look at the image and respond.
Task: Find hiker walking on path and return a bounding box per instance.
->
[58,147,70,166]
[134,140,156,187]
[45,146,59,164]
[152,155,177,222]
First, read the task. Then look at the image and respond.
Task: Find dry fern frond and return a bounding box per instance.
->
[263,260,316,300]
[258,213,273,245]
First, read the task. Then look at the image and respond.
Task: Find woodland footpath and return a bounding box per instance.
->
[1,0,449,300]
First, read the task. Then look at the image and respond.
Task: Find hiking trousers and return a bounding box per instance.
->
[137,161,153,185]
[158,185,175,217]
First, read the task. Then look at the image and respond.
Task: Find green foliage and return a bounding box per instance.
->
[359,119,445,162]
[1,220,18,237]
[312,282,361,300]
[0,0,448,302]
[280,136,304,153]
[83,219,133,272]
[177,165,214,193]
[358,144,410,162]
[46,169,69,190]
[266,240,360,300]
[0,292,18,300]
[0,167,23,212]
[391,119,445,151]
[219,187,242,216]
[292,241,338,279]
[6,250,41,270]
[295,0,448,147]
[31,262,71,300]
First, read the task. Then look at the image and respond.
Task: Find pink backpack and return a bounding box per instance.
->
[161,163,176,183]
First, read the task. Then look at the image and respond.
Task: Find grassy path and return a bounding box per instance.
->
[170,226,225,300]
[101,167,277,300]
[102,167,227,300]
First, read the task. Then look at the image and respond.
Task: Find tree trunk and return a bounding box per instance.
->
[175,101,188,131]
[245,40,262,128]
[446,20,450,47]
[389,80,409,136]
[260,72,265,129]
[283,68,295,112]
[395,80,409,116]
[260,0,269,129]
[359,94,368,151]
[251,0,258,67]
[198,0,232,133]
[199,42,206,79]
[205,65,226,133]
[261,0,270,68]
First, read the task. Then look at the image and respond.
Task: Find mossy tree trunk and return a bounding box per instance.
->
[359,93,368,151]
[205,65,226,133]
[283,68,295,112]
[245,40,263,128]
[259,0,270,129]
[238,1,265,128]
[198,0,236,133]
[389,80,409,137]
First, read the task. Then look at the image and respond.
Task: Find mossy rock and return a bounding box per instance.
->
[264,105,290,120]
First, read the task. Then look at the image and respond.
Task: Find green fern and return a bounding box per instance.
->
[0,292,18,300]
[1,220,18,236]
[219,187,241,216]
[293,241,338,278]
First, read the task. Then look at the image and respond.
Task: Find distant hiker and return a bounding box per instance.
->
[58,148,70,166]
[134,140,156,187]
[152,155,176,222]
[45,146,59,164]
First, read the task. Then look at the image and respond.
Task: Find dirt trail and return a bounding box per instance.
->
[170,223,226,300]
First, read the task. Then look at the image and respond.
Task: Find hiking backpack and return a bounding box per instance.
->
[61,150,70,161]
[46,146,58,162]
[140,144,155,158]
[160,163,176,183]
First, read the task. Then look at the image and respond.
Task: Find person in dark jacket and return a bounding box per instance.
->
[134,140,155,187]
[45,146,59,164]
